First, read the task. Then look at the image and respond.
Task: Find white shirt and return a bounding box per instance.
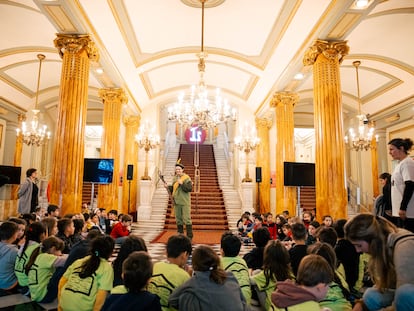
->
[391,156,414,218]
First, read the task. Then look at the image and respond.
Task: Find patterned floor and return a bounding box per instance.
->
[134,227,253,262]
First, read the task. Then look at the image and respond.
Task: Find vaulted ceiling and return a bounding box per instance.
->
[1,0,413,131]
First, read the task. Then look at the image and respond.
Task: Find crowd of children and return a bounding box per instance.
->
[1,206,414,310]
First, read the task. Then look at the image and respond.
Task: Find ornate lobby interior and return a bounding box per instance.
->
[1,0,414,223]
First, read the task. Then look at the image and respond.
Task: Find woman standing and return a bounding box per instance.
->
[345,214,414,310]
[18,168,38,214]
[388,138,414,231]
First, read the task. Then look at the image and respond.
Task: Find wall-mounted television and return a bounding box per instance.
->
[0,165,22,185]
[284,162,315,187]
[83,158,114,184]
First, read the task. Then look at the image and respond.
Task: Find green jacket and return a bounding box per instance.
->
[221,256,251,305]
[251,270,277,311]
[273,300,321,311]
[168,174,192,206]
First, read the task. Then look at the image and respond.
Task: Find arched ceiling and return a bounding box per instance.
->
[1,0,413,129]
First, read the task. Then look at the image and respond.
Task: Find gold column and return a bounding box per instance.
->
[303,39,349,221]
[11,114,25,201]
[270,92,298,216]
[371,139,379,198]
[122,115,140,215]
[255,117,272,214]
[50,34,98,215]
[98,88,127,212]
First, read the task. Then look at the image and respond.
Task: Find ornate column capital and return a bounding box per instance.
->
[303,39,349,66]
[123,115,141,127]
[270,91,299,108]
[54,34,99,62]
[99,88,128,105]
[255,117,272,129]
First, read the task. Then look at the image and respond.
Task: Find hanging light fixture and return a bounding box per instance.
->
[344,61,377,151]
[16,54,51,146]
[167,0,237,130]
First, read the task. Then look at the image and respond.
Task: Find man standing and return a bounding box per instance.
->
[18,168,39,214]
[164,160,193,239]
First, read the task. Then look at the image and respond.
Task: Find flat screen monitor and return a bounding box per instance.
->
[83,158,114,184]
[0,165,22,185]
[284,162,315,187]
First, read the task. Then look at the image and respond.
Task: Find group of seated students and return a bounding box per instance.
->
[1,208,414,311]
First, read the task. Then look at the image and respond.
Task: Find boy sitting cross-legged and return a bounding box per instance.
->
[220,231,251,305]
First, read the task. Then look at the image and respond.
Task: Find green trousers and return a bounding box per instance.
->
[175,204,192,226]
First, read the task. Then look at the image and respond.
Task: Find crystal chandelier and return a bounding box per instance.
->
[344,61,377,151]
[16,54,51,146]
[167,0,236,130]
[135,121,160,180]
[235,125,260,182]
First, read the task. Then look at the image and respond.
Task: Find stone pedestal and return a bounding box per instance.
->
[138,180,152,220]
[241,182,255,214]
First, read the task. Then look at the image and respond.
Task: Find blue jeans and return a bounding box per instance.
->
[395,284,414,311]
[364,285,414,310]
[363,287,394,310]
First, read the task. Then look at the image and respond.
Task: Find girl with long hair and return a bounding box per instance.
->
[14,221,46,289]
[58,235,115,311]
[251,240,294,311]
[26,236,67,302]
[345,213,414,310]
[169,245,248,311]
[112,235,147,287]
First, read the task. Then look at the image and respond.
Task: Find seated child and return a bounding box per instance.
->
[26,236,67,303]
[15,222,46,291]
[58,235,115,311]
[0,221,19,293]
[238,213,253,238]
[169,245,248,311]
[148,234,192,309]
[102,251,161,311]
[220,232,251,304]
[271,254,333,310]
[110,214,132,244]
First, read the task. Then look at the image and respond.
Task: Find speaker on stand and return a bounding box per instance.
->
[255,167,262,212]
[127,165,134,219]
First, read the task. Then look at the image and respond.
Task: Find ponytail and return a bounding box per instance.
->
[25,245,41,275]
[79,235,114,279]
[24,236,64,275]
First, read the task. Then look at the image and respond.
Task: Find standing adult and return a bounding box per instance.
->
[164,160,193,239]
[17,168,39,215]
[388,138,414,232]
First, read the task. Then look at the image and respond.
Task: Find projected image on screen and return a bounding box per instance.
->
[83,159,114,184]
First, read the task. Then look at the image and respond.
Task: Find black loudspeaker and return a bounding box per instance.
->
[127,165,134,180]
[255,167,262,183]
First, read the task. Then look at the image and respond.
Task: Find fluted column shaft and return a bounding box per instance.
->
[122,116,140,215]
[255,117,272,214]
[11,115,25,200]
[271,92,298,216]
[98,88,127,212]
[304,40,349,221]
[371,139,379,198]
[50,34,98,215]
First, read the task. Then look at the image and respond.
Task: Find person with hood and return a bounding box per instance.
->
[271,254,333,311]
